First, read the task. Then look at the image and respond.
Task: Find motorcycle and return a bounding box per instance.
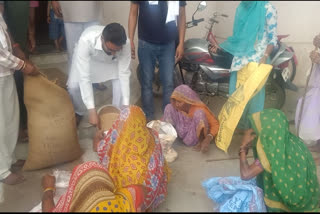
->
[136,1,298,110]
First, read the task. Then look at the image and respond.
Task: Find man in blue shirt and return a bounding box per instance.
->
[129,1,186,121]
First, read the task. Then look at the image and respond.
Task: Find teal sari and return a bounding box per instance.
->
[220,1,268,57]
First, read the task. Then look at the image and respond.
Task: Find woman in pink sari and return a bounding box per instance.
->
[163,85,219,153]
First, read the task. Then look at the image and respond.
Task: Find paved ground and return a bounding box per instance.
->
[0,60,319,212]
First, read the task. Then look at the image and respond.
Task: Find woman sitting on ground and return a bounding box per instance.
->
[41,161,147,212]
[94,105,170,211]
[163,84,219,153]
[239,109,319,212]
[41,105,170,212]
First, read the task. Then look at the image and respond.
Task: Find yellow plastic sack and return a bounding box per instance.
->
[215,62,273,153]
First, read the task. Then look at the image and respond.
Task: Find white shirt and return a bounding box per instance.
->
[67,25,131,110]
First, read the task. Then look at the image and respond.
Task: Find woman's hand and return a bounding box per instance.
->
[310,50,320,64]
[209,43,220,54]
[313,34,320,48]
[47,16,51,24]
[93,129,105,152]
[42,174,56,190]
[241,129,256,148]
[259,55,268,64]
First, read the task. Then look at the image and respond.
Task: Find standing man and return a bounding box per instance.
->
[51,1,106,90]
[67,23,131,127]
[0,11,38,185]
[128,1,186,121]
[1,1,30,142]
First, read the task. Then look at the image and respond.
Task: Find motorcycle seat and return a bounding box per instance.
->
[277,34,290,41]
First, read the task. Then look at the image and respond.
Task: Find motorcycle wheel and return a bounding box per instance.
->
[264,77,286,110]
[136,64,182,97]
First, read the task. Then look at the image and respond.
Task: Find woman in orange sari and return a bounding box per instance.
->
[163,84,219,153]
[41,161,145,212]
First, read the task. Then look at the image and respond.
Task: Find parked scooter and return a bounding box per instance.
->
[136,1,298,110]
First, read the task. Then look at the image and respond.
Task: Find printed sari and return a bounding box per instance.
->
[52,161,144,212]
[163,84,219,146]
[97,105,170,211]
[249,108,320,212]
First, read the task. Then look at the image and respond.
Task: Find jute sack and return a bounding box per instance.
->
[23,73,82,171]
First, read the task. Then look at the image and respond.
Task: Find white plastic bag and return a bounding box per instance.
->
[147,120,178,163]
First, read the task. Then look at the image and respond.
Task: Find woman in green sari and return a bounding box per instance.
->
[239,108,319,212]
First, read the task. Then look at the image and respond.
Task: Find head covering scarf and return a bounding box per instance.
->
[171,85,219,137]
[52,161,142,212]
[249,109,320,212]
[219,1,268,57]
[97,105,170,211]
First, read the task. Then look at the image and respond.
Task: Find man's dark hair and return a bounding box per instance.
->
[102,23,127,46]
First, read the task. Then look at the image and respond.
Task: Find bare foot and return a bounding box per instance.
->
[201,139,210,154]
[192,142,202,152]
[313,157,320,166]
[1,173,25,185]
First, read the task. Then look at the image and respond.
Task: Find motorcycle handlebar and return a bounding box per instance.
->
[186,18,205,28]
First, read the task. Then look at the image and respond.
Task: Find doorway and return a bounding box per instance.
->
[33,1,66,54]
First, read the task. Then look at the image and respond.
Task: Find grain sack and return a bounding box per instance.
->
[97,105,120,131]
[23,73,82,171]
[39,68,68,89]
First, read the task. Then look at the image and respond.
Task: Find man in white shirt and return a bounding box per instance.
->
[67,23,131,127]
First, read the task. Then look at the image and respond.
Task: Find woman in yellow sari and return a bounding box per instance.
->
[95,105,170,211]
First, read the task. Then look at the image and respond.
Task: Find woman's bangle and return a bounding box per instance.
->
[239,147,249,156]
[43,187,56,194]
[207,134,214,139]
[264,53,269,58]
[20,61,26,71]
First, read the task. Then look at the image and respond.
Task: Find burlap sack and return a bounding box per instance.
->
[39,68,68,89]
[23,72,82,171]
